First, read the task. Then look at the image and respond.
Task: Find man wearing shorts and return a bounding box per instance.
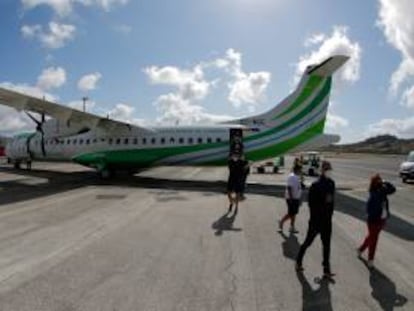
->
[279,165,302,233]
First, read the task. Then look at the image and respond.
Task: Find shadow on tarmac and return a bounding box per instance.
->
[211,210,241,236]
[358,258,408,311]
[296,270,333,311]
[279,231,300,261]
[370,268,408,311]
[1,167,414,241]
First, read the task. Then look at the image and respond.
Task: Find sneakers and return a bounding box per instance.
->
[278,220,283,232]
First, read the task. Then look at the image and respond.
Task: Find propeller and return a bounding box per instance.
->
[26,111,46,157]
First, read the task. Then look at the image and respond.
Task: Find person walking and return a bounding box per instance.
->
[296,161,335,278]
[279,164,303,233]
[357,174,396,268]
[227,155,245,213]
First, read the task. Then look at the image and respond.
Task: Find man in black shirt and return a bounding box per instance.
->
[296,161,336,278]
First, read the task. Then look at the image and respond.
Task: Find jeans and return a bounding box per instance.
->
[358,219,385,261]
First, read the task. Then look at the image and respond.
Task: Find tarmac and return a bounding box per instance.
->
[0,154,412,311]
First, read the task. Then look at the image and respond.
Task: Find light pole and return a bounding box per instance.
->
[82,96,89,112]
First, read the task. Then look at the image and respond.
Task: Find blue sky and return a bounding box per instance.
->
[0,0,413,143]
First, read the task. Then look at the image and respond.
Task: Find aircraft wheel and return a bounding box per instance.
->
[13,161,21,169]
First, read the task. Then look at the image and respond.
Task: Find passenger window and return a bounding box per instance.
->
[179,138,184,144]
[73,139,77,145]
[116,138,121,145]
[188,138,193,144]
[151,138,156,144]
[67,139,71,145]
[133,138,138,145]
[86,139,90,145]
[170,137,175,143]
[161,138,165,144]
[79,139,84,145]
[124,138,129,145]
[198,138,203,144]
[93,139,97,144]
[109,138,113,145]
[142,138,147,145]
[216,138,222,143]
[207,138,212,143]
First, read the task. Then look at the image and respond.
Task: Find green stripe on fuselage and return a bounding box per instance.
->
[205,118,326,166]
[73,140,228,168]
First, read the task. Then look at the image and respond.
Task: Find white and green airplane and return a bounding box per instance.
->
[0,55,348,177]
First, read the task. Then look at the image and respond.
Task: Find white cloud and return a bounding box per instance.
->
[402,84,414,108]
[77,72,102,92]
[0,106,33,133]
[22,22,76,49]
[37,67,66,90]
[377,0,414,95]
[326,112,349,130]
[295,26,361,86]
[304,33,326,47]
[368,116,414,138]
[213,49,271,108]
[145,65,210,101]
[228,71,271,107]
[154,93,231,125]
[144,49,270,123]
[21,0,129,17]
[106,103,147,126]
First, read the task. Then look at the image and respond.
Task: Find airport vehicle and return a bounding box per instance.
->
[300,151,321,176]
[399,151,414,183]
[255,156,284,174]
[0,55,348,177]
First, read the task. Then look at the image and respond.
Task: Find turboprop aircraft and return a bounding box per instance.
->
[0,55,348,178]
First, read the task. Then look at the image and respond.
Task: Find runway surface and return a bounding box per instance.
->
[0,154,413,311]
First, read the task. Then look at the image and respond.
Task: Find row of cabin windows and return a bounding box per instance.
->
[39,137,223,146]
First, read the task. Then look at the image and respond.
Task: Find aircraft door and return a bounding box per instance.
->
[229,128,243,157]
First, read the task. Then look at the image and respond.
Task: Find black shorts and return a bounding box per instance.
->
[286,199,300,216]
[227,176,243,193]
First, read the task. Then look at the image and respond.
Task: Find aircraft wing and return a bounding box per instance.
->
[0,86,153,133]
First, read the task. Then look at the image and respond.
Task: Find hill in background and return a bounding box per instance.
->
[321,135,414,154]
